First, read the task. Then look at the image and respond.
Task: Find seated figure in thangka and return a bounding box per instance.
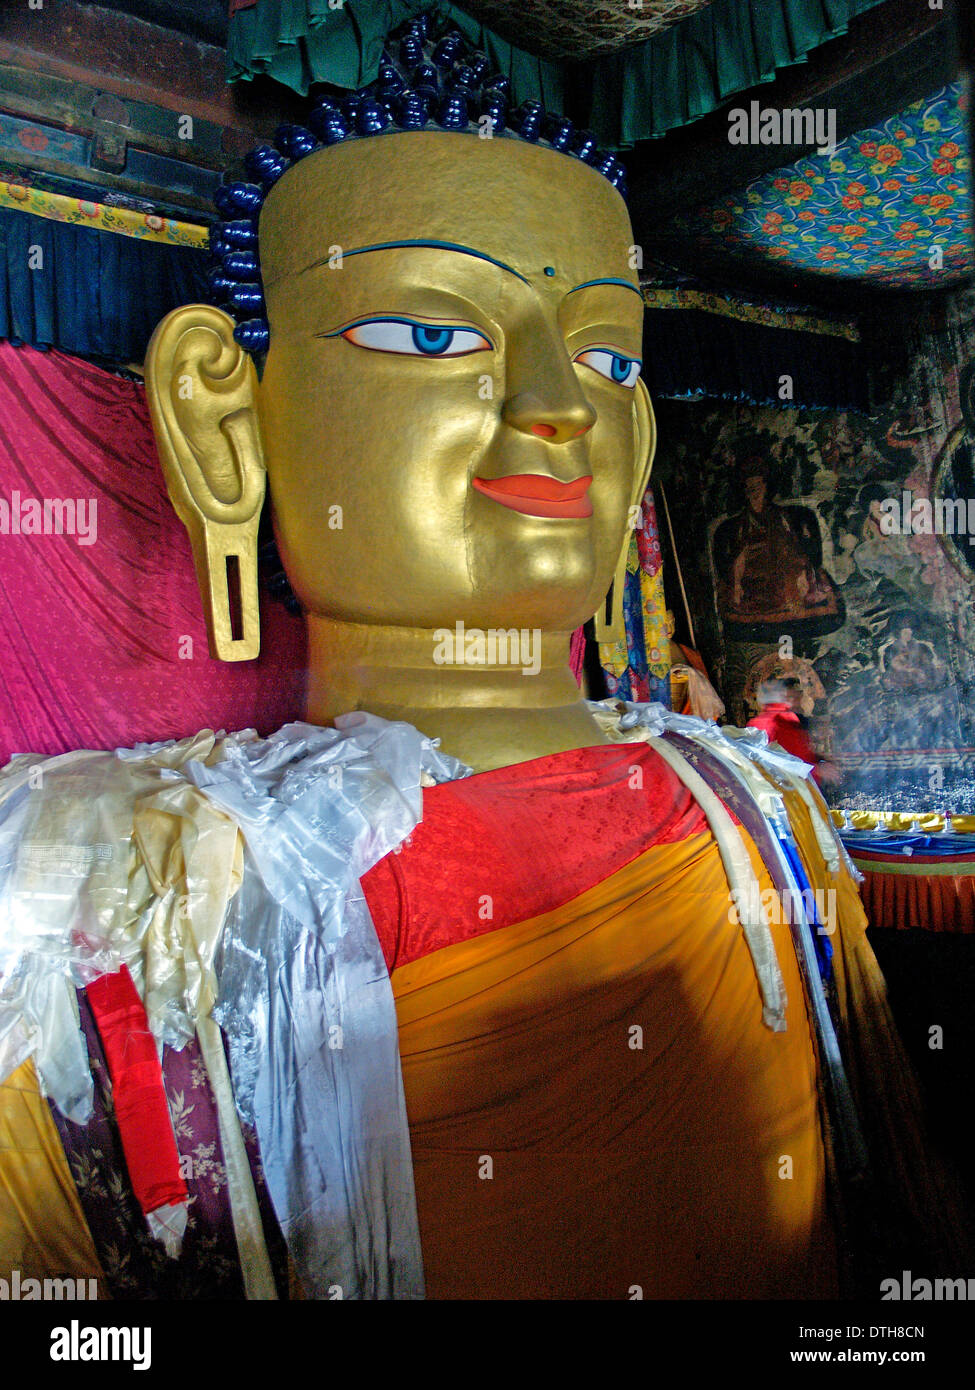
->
[0,15,969,1301]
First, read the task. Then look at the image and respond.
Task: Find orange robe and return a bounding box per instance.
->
[390,828,836,1298]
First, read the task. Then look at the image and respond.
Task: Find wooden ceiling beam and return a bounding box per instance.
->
[0,0,304,146]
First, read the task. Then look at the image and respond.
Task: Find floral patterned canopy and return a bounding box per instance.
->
[679,83,972,287]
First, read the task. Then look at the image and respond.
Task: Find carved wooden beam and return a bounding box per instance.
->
[0,0,304,147]
[0,0,309,216]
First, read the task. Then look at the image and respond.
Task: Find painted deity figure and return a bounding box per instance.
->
[879,623,946,693]
[713,459,843,640]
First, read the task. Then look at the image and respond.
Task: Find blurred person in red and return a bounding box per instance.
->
[748,676,841,787]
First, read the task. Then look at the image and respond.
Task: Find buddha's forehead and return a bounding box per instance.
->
[259,131,637,291]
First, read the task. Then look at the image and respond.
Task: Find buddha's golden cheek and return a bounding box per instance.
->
[257,340,633,632]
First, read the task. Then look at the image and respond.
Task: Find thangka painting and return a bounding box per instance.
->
[710,456,844,641]
[659,288,975,810]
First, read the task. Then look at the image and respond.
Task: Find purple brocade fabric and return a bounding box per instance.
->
[49,991,288,1299]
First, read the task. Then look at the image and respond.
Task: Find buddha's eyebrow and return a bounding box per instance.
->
[567,278,643,298]
[300,239,530,284]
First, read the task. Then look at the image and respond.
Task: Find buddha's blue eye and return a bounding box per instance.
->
[574,349,641,388]
[412,325,451,353]
[339,317,493,356]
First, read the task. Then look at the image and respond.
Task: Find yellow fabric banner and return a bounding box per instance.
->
[0,1060,105,1293]
[1,182,208,249]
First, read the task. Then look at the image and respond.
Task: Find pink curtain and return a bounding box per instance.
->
[569,625,586,686]
[0,342,306,763]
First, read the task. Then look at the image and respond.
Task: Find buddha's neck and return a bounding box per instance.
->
[305,614,609,772]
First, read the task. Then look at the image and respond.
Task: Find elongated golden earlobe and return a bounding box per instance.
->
[593,378,657,644]
[145,306,266,661]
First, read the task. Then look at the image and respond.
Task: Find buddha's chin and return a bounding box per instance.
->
[470,553,609,629]
[468,536,607,622]
[289,541,609,631]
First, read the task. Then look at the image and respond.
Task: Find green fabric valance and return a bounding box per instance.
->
[227,0,889,147]
[227,1,566,116]
[590,0,888,146]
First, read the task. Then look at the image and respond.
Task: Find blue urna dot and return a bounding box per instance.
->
[544,266,556,277]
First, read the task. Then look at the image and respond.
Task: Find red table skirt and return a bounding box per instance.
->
[852,855,975,934]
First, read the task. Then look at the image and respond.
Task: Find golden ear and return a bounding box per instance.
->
[145,305,266,661]
[593,378,657,644]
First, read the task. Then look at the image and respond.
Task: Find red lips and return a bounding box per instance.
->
[472,473,593,518]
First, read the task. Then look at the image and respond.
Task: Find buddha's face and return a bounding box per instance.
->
[256,132,648,631]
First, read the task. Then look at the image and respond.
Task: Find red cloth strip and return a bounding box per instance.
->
[362,740,711,971]
[85,966,188,1216]
[852,848,975,868]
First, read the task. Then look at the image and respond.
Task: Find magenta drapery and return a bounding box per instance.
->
[0,343,306,763]
[569,625,585,686]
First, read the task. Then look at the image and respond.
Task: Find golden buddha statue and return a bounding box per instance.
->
[140,111,842,1300]
[3,29,964,1303]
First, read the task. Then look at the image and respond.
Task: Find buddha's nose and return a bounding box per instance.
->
[502,392,596,443]
[501,321,597,444]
